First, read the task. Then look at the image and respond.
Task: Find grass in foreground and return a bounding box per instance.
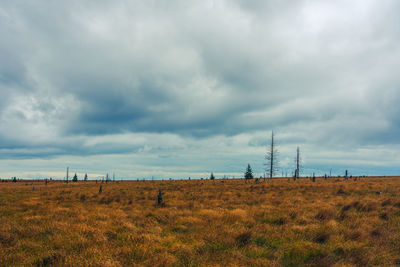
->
[1,177,400,266]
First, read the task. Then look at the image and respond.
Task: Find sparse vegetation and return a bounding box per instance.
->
[0,177,400,266]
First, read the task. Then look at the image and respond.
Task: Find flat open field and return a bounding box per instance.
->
[1,177,400,266]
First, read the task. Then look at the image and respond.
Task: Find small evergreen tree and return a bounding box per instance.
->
[210,173,215,180]
[72,173,78,182]
[244,164,254,179]
[84,174,88,181]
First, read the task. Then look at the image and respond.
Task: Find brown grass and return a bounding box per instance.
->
[0,177,400,266]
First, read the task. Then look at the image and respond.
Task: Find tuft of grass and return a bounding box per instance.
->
[258,212,288,225]
[379,212,389,220]
[356,201,378,212]
[314,231,330,244]
[79,194,86,202]
[235,231,252,247]
[381,199,392,206]
[0,231,15,246]
[346,229,363,241]
[315,208,336,221]
[336,188,346,195]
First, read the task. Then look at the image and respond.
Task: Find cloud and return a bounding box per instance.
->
[0,0,400,177]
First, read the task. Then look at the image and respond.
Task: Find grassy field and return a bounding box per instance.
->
[1,177,400,266]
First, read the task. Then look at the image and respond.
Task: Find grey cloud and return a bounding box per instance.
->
[0,0,400,178]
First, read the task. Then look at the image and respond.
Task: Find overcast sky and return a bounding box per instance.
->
[1,0,400,179]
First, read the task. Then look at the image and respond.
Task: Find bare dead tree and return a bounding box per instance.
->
[264,131,279,180]
[157,189,164,207]
[294,147,301,180]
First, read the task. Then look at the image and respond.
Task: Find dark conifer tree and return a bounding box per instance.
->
[244,164,254,179]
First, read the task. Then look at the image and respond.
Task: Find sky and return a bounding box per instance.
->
[1,0,400,180]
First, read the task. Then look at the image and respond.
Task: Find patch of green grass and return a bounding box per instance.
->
[281,242,327,267]
[258,212,287,225]
[197,241,233,254]
[246,248,273,259]
[254,236,283,250]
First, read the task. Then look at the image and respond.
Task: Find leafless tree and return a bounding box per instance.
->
[264,131,279,180]
[294,147,301,180]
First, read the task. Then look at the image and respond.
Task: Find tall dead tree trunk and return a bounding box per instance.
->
[265,131,279,181]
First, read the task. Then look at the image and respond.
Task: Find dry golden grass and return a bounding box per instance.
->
[1,177,400,266]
